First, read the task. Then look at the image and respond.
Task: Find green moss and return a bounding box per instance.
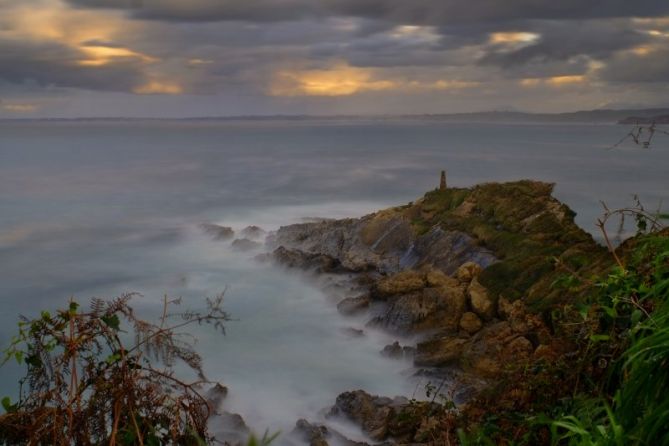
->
[402,181,608,310]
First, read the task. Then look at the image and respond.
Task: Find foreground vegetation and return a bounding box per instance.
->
[0,293,229,445]
[452,226,669,444]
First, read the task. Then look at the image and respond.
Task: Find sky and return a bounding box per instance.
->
[0,0,668,118]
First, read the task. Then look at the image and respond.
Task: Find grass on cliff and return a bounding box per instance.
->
[457,230,669,446]
[403,181,608,310]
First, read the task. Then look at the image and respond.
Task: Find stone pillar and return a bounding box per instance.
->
[439,170,447,190]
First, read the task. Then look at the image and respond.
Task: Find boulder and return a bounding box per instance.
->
[425,268,460,288]
[369,285,466,334]
[292,419,330,446]
[459,312,483,334]
[205,383,228,410]
[272,246,339,272]
[337,295,370,316]
[468,278,495,321]
[414,337,467,367]
[241,225,266,239]
[456,262,483,283]
[380,341,415,360]
[200,223,234,241]
[231,238,261,251]
[374,271,425,298]
[328,390,408,441]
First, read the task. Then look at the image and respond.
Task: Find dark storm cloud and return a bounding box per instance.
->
[66,0,669,24]
[599,49,669,83]
[478,20,650,77]
[0,39,146,92]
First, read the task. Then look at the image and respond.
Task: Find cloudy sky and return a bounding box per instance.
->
[1,0,668,117]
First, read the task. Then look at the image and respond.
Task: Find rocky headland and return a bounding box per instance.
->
[254,180,613,445]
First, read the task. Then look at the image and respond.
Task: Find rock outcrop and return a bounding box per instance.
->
[200,223,235,240]
[263,180,605,385]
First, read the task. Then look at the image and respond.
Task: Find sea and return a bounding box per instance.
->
[0,118,667,437]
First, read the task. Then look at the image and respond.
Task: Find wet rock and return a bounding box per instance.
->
[206,382,228,409]
[425,268,460,289]
[292,419,330,446]
[200,223,234,241]
[231,238,262,251]
[468,278,495,321]
[272,246,340,272]
[459,312,483,334]
[241,225,266,239]
[337,295,370,316]
[211,411,250,446]
[414,337,467,367]
[374,270,425,298]
[456,262,483,283]
[292,419,367,446]
[340,327,365,338]
[380,341,415,360]
[369,285,466,334]
[328,390,408,441]
[411,228,497,275]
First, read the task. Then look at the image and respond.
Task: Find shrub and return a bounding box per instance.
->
[0,293,229,445]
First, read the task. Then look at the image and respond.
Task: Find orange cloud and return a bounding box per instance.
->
[134,80,183,95]
[271,64,395,96]
[489,32,539,45]
[271,63,478,97]
[2,103,39,112]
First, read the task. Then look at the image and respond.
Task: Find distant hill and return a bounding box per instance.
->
[3,108,669,124]
[618,114,669,125]
[405,108,669,124]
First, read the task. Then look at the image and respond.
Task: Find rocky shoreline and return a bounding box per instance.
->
[210,180,607,445]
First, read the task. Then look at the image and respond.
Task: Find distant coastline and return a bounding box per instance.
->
[2,107,669,125]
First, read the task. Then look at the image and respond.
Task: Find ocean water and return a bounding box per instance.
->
[0,118,667,437]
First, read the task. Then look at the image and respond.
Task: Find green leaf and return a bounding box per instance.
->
[2,396,16,413]
[105,353,121,364]
[590,334,611,342]
[631,309,643,325]
[101,314,120,331]
[69,301,79,315]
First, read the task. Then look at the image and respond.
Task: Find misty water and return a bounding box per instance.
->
[1,119,667,438]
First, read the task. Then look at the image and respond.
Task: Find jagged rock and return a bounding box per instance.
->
[380,341,415,360]
[206,383,228,409]
[374,270,425,298]
[507,336,534,358]
[272,246,340,272]
[497,296,514,320]
[425,268,460,288]
[211,411,250,446]
[328,390,408,441]
[456,262,483,283]
[241,225,266,239]
[341,327,365,338]
[468,278,495,321]
[271,210,497,275]
[498,296,551,343]
[292,419,368,446]
[337,295,370,316]
[292,419,330,446]
[459,322,536,378]
[369,284,466,334]
[200,223,234,240]
[460,312,483,334]
[414,337,467,367]
[231,238,261,251]
[411,228,497,274]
